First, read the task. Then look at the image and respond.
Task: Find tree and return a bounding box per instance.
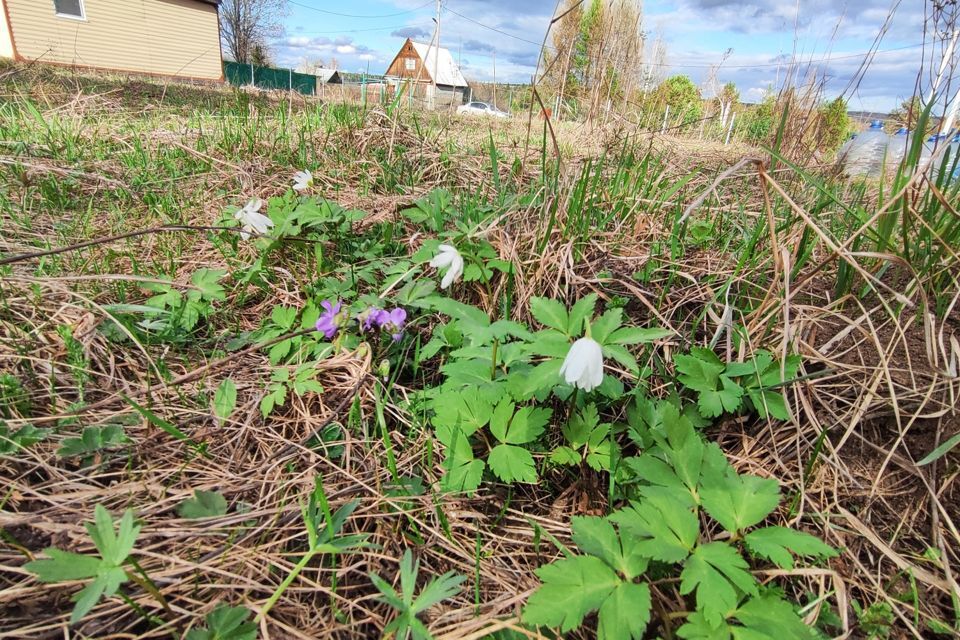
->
[655,75,703,127]
[249,42,272,67]
[219,0,288,64]
[817,97,850,152]
[541,0,644,121]
[718,82,739,128]
[890,96,922,128]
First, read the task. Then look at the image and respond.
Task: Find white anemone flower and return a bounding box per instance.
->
[560,337,604,392]
[293,169,314,191]
[234,198,273,240]
[430,244,465,289]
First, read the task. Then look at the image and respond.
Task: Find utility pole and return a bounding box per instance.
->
[492,49,497,109]
[433,0,441,109]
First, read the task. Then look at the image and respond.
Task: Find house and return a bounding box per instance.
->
[314,68,341,85]
[384,38,469,104]
[0,0,223,81]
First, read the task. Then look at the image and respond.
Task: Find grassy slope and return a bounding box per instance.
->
[0,63,957,638]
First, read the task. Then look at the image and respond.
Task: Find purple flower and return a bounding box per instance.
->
[315,299,345,339]
[379,308,407,341]
[356,307,382,332]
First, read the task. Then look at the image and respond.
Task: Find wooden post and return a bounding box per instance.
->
[725,112,737,145]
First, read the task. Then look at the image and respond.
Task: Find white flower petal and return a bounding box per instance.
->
[234,199,272,240]
[293,170,313,191]
[560,337,604,391]
[430,252,455,269]
[440,267,456,289]
[431,244,464,288]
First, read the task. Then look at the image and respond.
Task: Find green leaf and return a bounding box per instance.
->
[440,431,485,495]
[567,294,598,336]
[530,297,569,333]
[624,454,686,490]
[676,610,732,640]
[488,398,516,443]
[70,570,120,623]
[179,490,228,520]
[371,548,464,640]
[611,487,698,563]
[585,438,612,471]
[597,581,652,640]
[917,431,960,466]
[746,389,790,421]
[675,353,724,393]
[701,474,780,534]
[551,446,581,466]
[190,268,227,302]
[590,308,623,345]
[87,505,139,566]
[491,404,551,445]
[432,387,492,437]
[270,305,298,330]
[523,555,620,632]
[603,343,640,375]
[680,542,758,626]
[24,549,102,582]
[410,570,466,615]
[743,526,836,569]
[698,376,744,418]
[124,396,193,444]
[490,320,533,342]
[724,352,774,379]
[487,444,538,484]
[526,330,573,358]
[571,516,649,580]
[520,359,564,397]
[57,425,130,458]
[0,423,50,454]
[213,380,237,422]
[563,403,600,447]
[608,326,672,345]
[186,605,258,640]
[734,593,816,639]
[571,516,621,567]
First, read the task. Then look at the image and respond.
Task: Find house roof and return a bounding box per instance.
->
[410,41,468,88]
[315,68,341,84]
[196,0,221,5]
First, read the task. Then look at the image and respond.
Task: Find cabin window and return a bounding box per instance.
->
[53,0,85,19]
[405,58,416,71]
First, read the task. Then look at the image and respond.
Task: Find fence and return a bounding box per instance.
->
[318,78,467,111]
[223,61,316,96]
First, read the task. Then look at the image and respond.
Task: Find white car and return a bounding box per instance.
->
[457,102,510,118]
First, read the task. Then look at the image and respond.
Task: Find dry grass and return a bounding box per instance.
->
[0,63,958,639]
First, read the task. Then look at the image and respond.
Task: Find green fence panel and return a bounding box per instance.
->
[223,61,315,96]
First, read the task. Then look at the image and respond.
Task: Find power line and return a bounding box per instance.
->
[669,42,925,70]
[287,0,433,19]
[444,3,926,70]
[278,22,433,36]
[443,6,548,49]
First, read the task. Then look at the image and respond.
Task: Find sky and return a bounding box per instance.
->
[271,0,940,112]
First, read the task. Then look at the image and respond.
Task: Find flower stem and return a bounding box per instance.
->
[256,548,318,623]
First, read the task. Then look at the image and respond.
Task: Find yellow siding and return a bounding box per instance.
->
[0,3,13,58]
[6,0,222,80]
